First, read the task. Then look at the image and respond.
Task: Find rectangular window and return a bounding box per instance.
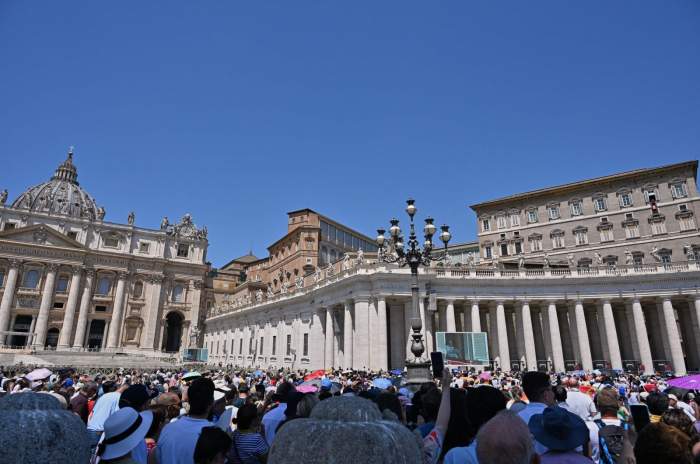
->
[328,225,337,242]
[511,215,519,226]
[66,231,78,241]
[272,336,277,356]
[95,305,107,312]
[231,339,234,354]
[619,194,632,207]
[514,242,522,253]
[634,257,643,266]
[56,277,69,292]
[249,338,252,354]
[680,217,695,231]
[552,236,564,248]
[217,341,219,355]
[3,223,16,230]
[625,213,634,219]
[104,238,118,248]
[661,255,671,263]
[139,242,150,253]
[527,211,538,223]
[484,246,492,258]
[286,335,292,356]
[671,184,688,198]
[320,221,329,237]
[679,204,688,211]
[53,302,64,309]
[497,217,506,229]
[501,244,508,256]
[239,338,243,354]
[625,224,639,238]
[651,221,666,235]
[260,337,264,355]
[303,334,309,356]
[482,220,490,231]
[177,244,189,257]
[595,198,607,211]
[548,206,560,219]
[570,203,582,216]
[575,232,587,245]
[531,239,541,252]
[600,230,614,242]
[337,230,344,245]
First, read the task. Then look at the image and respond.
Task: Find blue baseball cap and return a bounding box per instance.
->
[321,379,332,390]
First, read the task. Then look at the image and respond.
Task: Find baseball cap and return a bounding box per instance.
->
[320,379,332,390]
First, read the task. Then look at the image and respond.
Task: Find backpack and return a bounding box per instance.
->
[595,417,637,464]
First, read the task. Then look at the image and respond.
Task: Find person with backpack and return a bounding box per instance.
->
[587,387,637,464]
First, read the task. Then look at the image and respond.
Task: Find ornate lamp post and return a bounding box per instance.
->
[376,198,451,383]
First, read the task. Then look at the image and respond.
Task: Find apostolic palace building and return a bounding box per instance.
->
[0,150,209,353]
[2,152,700,376]
[201,160,700,375]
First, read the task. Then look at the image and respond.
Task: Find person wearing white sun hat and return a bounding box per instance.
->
[96,408,153,464]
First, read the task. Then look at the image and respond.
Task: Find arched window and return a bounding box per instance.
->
[172,285,184,302]
[0,269,5,287]
[56,274,69,292]
[24,270,40,289]
[133,282,143,298]
[96,277,111,295]
[321,245,329,263]
[330,249,337,262]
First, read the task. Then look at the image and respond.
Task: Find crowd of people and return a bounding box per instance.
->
[1,363,700,464]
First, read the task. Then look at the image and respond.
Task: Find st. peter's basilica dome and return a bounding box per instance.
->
[11,150,101,220]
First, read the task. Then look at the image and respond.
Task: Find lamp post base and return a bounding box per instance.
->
[405,360,432,385]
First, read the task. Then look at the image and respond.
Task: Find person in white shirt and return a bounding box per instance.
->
[157,378,215,464]
[587,387,627,463]
[566,378,597,422]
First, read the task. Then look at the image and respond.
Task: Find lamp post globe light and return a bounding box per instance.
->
[377,198,451,384]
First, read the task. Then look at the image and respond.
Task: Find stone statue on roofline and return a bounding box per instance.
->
[256,289,263,303]
[128,211,135,225]
[0,189,7,205]
[314,266,322,283]
[97,206,106,220]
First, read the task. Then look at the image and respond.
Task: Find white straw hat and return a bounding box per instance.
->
[97,409,153,460]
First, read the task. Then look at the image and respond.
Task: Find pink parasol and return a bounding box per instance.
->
[25,368,53,381]
[478,372,492,380]
[296,385,318,393]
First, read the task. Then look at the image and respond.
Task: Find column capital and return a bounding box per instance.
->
[377,295,386,303]
[8,258,23,269]
[445,298,455,305]
[193,280,205,290]
[573,299,585,305]
[84,267,97,278]
[71,265,84,276]
[46,263,60,273]
[353,295,371,303]
[600,298,612,306]
[87,317,93,322]
[660,296,672,303]
[628,297,641,305]
[546,299,558,306]
[694,294,700,302]
[344,299,354,306]
[116,271,130,281]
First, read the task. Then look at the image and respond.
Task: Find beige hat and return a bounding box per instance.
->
[668,394,678,401]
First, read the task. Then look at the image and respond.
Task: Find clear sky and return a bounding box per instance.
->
[1,2,699,266]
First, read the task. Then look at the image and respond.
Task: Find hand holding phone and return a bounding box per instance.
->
[430,351,444,379]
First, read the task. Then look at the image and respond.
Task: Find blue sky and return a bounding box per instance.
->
[1,2,699,266]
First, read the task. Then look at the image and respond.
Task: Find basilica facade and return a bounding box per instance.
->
[0,150,209,352]
[202,160,700,375]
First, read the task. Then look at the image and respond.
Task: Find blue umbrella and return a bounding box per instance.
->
[372,378,392,389]
[391,369,404,375]
[253,370,262,376]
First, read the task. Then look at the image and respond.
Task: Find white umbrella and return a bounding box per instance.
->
[25,368,53,381]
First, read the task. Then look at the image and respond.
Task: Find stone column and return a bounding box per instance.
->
[368,299,377,369]
[7,313,17,345]
[495,301,510,371]
[0,259,21,344]
[34,264,59,347]
[189,281,204,346]
[520,301,538,371]
[694,296,700,343]
[143,275,164,350]
[389,304,405,369]
[72,269,95,348]
[445,299,456,333]
[438,304,447,332]
[574,300,593,372]
[324,308,334,369]
[532,310,545,363]
[471,300,481,333]
[596,304,611,363]
[661,297,686,374]
[547,301,565,372]
[311,309,325,370]
[106,272,129,349]
[488,305,499,361]
[354,297,370,370]
[601,299,623,370]
[462,307,471,332]
[343,300,354,369]
[57,266,83,350]
[83,318,93,348]
[101,319,110,349]
[28,314,37,346]
[404,301,412,360]
[376,296,388,371]
[624,302,641,363]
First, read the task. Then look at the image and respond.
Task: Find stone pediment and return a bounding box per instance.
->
[0,224,87,250]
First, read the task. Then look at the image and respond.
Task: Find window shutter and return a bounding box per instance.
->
[682,183,688,196]
[618,195,624,207]
[644,190,650,203]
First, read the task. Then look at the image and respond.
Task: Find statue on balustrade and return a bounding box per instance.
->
[625,248,634,265]
[97,206,106,220]
[594,250,603,265]
[127,211,135,225]
[492,254,499,269]
[518,253,525,269]
[343,253,351,270]
[357,248,365,266]
[0,189,7,204]
[161,217,169,231]
[543,252,550,268]
[314,267,322,283]
[256,289,263,302]
[567,252,575,268]
[467,254,475,269]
